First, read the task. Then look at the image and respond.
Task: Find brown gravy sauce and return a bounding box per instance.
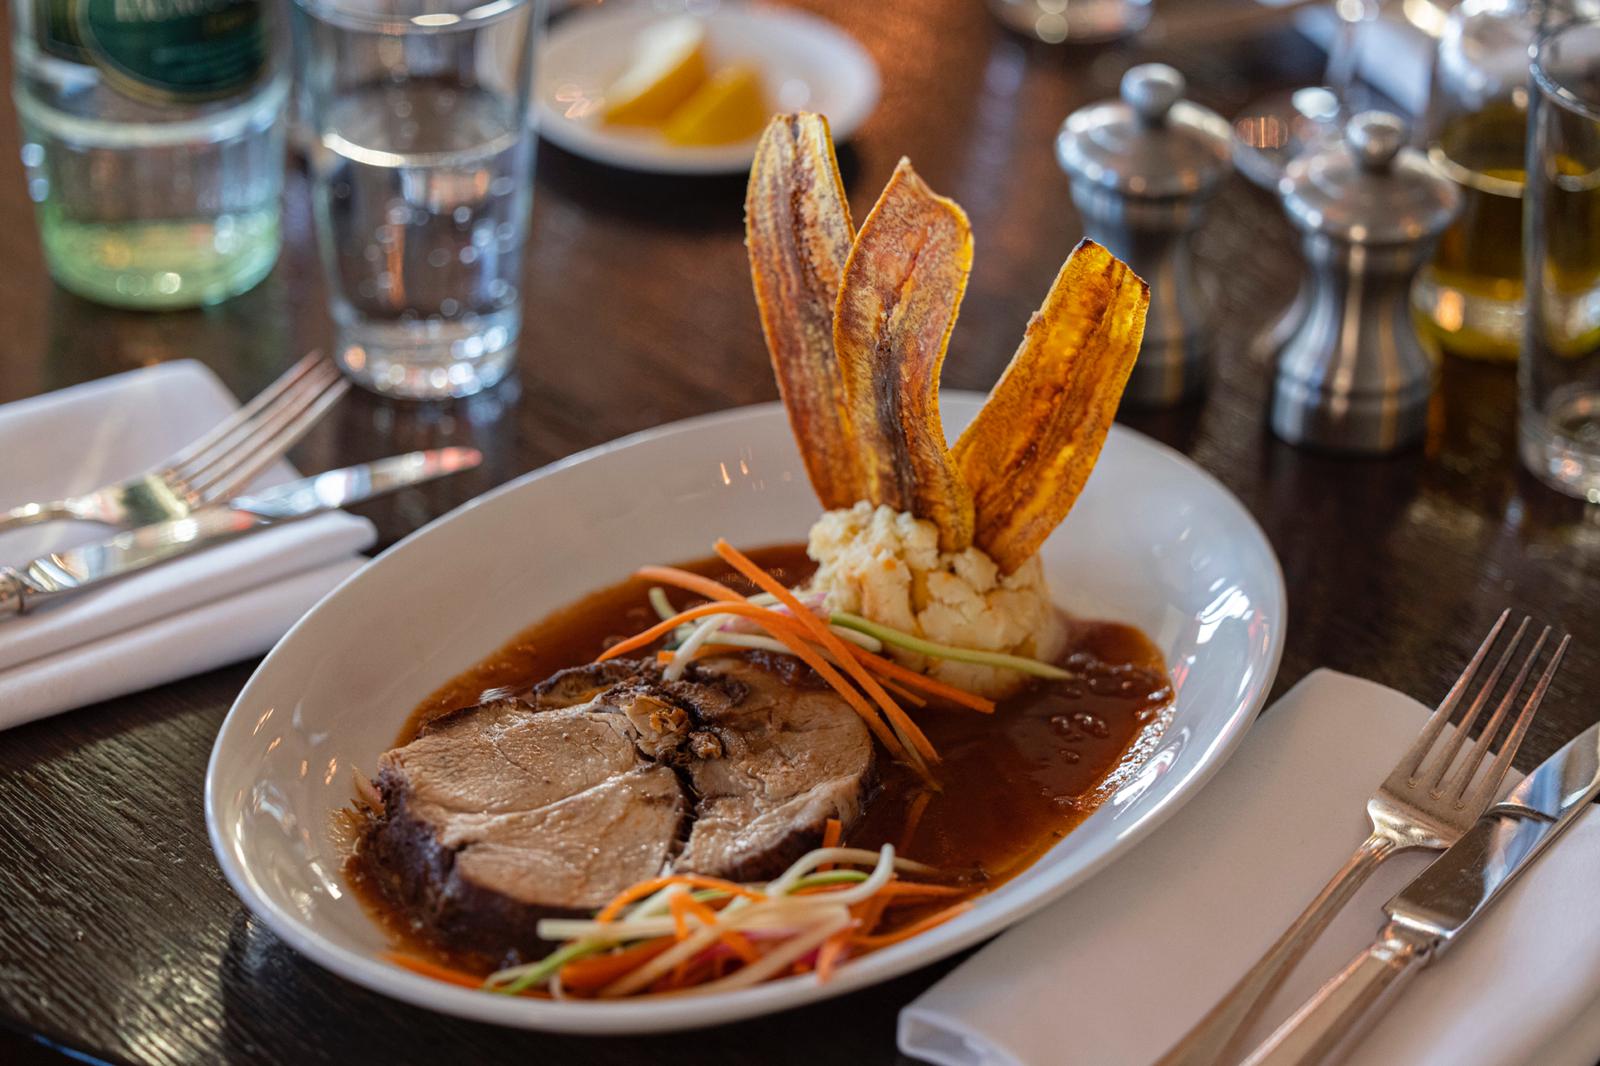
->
[353,543,1173,972]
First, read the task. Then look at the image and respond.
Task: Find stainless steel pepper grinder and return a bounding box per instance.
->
[1268,111,1461,453]
[1056,63,1232,406]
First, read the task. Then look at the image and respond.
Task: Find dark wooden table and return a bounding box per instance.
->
[2,2,1596,1063]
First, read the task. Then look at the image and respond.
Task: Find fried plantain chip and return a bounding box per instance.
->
[953,240,1149,573]
[745,113,864,510]
[833,159,976,551]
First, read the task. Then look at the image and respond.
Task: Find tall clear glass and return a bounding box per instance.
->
[1519,19,1600,500]
[293,0,538,400]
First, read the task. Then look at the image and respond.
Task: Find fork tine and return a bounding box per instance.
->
[1399,609,1509,782]
[192,375,350,503]
[1441,624,1546,802]
[1422,616,1529,790]
[160,352,325,473]
[171,358,338,489]
[177,362,341,496]
[1455,631,1568,809]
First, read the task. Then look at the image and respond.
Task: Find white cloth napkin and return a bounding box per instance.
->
[0,361,375,729]
[900,670,1600,1066]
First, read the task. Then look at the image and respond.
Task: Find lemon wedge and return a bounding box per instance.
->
[603,18,709,127]
[662,65,768,146]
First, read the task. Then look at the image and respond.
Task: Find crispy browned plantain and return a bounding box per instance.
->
[745,113,863,510]
[833,159,976,551]
[953,239,1149,573]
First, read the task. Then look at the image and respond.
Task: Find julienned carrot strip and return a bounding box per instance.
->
[815,932,852,983]
[663,893,760,964]
[659,642,758,668]
[846,644,996,713]
[597,601,748,660]
[599,601,908,759]
[819,816,843,873]
[718,929,760,965]
[879,676,929,708]
[384,952,485,989]
[668,893,692,939]
[559,940,676,996]
[852,889,893,941]
[595,873,764,922]
[853,902,974,949]
[636,565,744,604]
[880,882,966,900]
[713,539,939,765]
[667,640,924,710]
[899,789,934,852]
[643,557,993,714]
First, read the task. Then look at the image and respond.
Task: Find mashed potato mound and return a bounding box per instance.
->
[805,502,1064,700]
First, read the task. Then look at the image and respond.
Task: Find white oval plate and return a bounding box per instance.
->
[206,396,1285,1034]
[534,3,879,174]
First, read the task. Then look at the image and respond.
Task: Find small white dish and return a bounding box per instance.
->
[206,396,1286,1034]
[535,3,880,174]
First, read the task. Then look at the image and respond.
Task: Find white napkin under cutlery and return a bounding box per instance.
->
[0,361,375,729]
[900,670,1600,1066]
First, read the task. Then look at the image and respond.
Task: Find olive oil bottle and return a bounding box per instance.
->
[1414,103,1528,362]
[1412,0,1593,363]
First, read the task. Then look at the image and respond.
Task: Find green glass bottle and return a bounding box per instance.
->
[10,0,287,309]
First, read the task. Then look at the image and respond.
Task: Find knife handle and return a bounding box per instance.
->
[1156,832,1398,1066]
[1238,921,1435,1066]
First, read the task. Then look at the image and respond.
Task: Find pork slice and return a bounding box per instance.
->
[675,659,876,882]
[372,764,684,958]
[366,655,876,956]
[379,699,640,816]
[369,683,683,958]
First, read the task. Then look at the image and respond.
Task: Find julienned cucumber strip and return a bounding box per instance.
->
[829,613,1072,680]
[487,938,601,994]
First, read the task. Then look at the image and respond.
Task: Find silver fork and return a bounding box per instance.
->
[0,353,348,535]
[1158,610,1559,1066]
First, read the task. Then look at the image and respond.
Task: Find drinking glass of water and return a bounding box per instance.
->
[293,0,539,399]
[1519,18,1600,501]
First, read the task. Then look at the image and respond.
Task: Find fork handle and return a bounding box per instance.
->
[0,500,75,534]
[1156,832,1399,1066]
[1237,921,1434,1066]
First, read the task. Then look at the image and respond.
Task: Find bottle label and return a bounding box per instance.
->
[34,0,267,103]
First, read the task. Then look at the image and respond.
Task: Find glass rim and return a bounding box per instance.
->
[1532,17,1600,123]
[292,0,530,34]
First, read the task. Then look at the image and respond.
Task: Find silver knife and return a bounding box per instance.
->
[1242,715,1600,1066]
[0,447,481,617]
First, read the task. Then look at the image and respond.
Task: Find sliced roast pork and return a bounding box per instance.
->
[365,657,874,960]
[675,659,879,881]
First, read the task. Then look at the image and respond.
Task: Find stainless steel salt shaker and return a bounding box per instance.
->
[1056,63,1232,406]
[1267,111,1461,453]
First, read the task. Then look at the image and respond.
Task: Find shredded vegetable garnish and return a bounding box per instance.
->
[601,590,918,764]
[609,544,1063,778]
[472,845,967,1000]
[713,539,939,771]
[830,612,1073,680]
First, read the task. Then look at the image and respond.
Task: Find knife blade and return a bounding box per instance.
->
[1243,711,1600,1066]
[1385,716,1600,944]
[228,447,480,520]
[0,447,482,617]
